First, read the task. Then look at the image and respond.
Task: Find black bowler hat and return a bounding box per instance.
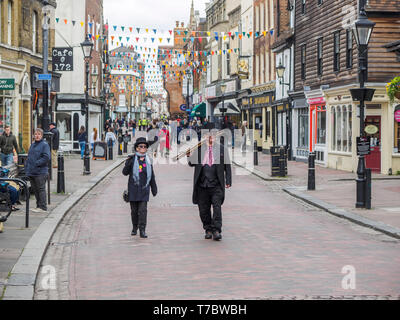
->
[134,137,149,150]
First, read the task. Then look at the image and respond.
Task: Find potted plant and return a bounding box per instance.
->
[386,76,400,104]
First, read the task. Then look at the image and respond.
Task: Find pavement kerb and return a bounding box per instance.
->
[232,160,289,181]
[283,186,400,240]
[1,157,127,300]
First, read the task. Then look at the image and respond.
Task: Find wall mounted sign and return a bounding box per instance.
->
[52,47,73,71]
[394,109,400,123]
[307,97,326,105]
[0,79,15,90]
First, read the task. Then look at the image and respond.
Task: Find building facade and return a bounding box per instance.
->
[0,0,57,154]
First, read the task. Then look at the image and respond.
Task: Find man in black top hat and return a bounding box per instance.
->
[186,124,232,241]
[49,122,60,168]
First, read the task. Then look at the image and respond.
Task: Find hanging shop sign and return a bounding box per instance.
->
[0,79,15,90]
[52,47,73,72]
[364,125,379,135]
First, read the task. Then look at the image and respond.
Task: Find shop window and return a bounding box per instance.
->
[56,112,72,141]
[7,0,13,45]
[298,108,308,148]
[332,105,352,153]
[0,90,14,134]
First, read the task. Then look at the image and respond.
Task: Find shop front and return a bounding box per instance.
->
[290,93,309,162]
[275,101,291,158]
[324,84,397,175]
[56,94,104,152]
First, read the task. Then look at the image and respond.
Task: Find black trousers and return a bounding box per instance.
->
[130,201,148,231]
[29,175,48,210]
[197,186,223,233]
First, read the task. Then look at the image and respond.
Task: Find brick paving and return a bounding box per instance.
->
[34,152,400,300]
[237,152,400,230]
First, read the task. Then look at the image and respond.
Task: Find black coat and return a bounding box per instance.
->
[50,128,60,150]
[25,139,51,176]
[187,142,232,205]
[122,154,157,202]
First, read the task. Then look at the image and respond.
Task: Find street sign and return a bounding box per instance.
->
[37,74,52,81]
[52,47,73,71]
[179,104,187,112]
[357,136,371,156]
[0,79,15,90]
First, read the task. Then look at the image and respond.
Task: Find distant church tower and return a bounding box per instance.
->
[189,0,196,30]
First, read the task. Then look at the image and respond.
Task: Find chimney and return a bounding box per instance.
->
[181,22,184,27]
[176,21,179,27]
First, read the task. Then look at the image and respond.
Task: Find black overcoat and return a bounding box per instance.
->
[187,142,232,205]
[122,154,157,202]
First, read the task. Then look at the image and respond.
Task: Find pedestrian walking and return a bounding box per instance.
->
[158,125,170,157]
[105,127,117,147]
[0,125,19,166]
[132,119,136,137]
[241,121,248,152]
[78,126,87,159]
[25,128,50,213]
[49,122,60,168]
[186,125,232,241]
[122,137,157,238]
[90,128,100,152]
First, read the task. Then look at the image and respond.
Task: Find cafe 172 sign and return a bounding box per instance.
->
[52,47,73,71]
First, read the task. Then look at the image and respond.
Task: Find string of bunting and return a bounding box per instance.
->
[54,19,275,38]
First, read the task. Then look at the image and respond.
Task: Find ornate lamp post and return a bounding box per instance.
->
[80,35,93,175]
[351,0,376,208]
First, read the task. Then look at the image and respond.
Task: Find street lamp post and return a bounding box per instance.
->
[351,0,376,208]
[81,35,94,176]
[220,83,227,129]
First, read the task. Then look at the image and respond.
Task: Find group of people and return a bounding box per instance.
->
[123,120,232,242]
[0,123,60,220]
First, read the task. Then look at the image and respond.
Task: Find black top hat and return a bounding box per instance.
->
[134,137,149,150]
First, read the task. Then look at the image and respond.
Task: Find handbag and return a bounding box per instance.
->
[123,189,129,202]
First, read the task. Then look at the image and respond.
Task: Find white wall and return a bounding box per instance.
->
[55,0,86,95]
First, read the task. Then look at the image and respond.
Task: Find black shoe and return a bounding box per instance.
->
[139,230,148,238]
[212,231,222,241]
[205,231,213,239]
[131,229,137,236]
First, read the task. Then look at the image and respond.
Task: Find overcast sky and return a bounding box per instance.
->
[104,0,208,94]
[104,0,208,33]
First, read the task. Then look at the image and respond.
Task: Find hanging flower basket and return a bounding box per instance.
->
[386,77,400,104]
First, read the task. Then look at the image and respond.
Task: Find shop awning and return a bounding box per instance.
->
[191,102,206,117]
[214,99,240,116]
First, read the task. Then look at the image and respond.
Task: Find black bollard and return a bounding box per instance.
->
[253,141,258,166]
[57,151,65,193]
[108,143,113,160]
[365,168,372,209]
[307,152,316,190]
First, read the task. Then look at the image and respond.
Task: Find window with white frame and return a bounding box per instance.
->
[298,108,308,148]
[261,52,264,84]
[32,11,38,53]
[332,105,352,152]
[269,0,274,30]
[256,55,259,85]
[255,5,259,34]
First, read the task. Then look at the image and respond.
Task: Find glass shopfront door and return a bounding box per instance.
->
[365,116,381,172]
